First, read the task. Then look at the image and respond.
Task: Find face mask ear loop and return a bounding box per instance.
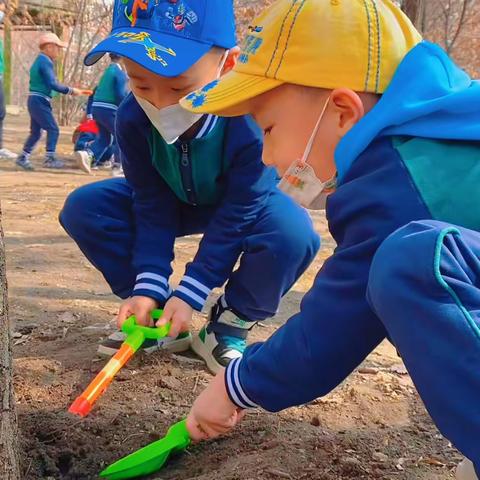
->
[301,96,330,165]
[217,50,230,78]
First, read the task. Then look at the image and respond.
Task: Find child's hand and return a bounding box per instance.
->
[117,296,159,328]
[156,296,193,338]
[186,370,246,441]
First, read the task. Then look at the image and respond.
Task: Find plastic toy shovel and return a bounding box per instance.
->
[69,310,169,417]
[100,419,191,479]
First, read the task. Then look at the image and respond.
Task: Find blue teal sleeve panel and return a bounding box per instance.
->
[38,54,71,95]
[393,137,480,232]
[94,64,128,106]
[367,220,480,468]
[172,116,278,311]
[116,94,179,303]
[225,137,432,411]
[335,42,480,183]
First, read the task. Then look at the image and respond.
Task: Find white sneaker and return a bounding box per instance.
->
[111,165,124,177]
[191,297,251,374]
[0,148,18,160]
[97,330,192,357]
[75,150,93,174]
[457,459,479,480]
[191,326,244,375]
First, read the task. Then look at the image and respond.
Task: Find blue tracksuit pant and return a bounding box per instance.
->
[90,106,119,166]
[368,220,480,470]
[23,95,59,155]
[59,178,320,322]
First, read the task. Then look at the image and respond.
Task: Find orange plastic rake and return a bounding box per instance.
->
[69,310,169,417]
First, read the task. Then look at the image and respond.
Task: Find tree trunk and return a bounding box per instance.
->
[0,204,21,479]
[402,0,426,31]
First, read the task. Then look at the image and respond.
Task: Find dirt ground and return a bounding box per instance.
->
[0,112,461,479]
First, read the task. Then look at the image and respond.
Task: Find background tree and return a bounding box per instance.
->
[401,0,426,30]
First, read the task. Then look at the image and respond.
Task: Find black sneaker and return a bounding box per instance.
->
[44,156,65,169]
[16,154,34,171]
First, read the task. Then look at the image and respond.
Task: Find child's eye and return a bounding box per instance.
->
[171,86,191,93]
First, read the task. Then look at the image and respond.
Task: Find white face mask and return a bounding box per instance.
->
[278,96,336,210]
[134,96,202,144]
[134,50,229,144]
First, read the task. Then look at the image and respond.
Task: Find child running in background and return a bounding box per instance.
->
[76,54,128,176]
[181,1,480,479]
[60,0,319,373]
[16,32,88,171]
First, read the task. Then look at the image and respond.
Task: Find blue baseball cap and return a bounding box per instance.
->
[85,0,236,77]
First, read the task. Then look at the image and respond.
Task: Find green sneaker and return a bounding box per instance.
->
[191,297,253,374]
[97,330,192,357]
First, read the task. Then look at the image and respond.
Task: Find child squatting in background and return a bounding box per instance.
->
[72,91,114,166]
[181,1,480,479]
[75,53,128,176]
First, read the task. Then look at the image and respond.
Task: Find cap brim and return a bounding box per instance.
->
[39,41,68,49]
[84,27,212,77]
[180,70,283,117]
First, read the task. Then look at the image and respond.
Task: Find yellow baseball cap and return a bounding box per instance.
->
[181,0,422,116]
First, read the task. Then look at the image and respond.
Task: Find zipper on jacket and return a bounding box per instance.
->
[179,143,197,205]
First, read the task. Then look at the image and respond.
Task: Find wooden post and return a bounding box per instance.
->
[0,204,21,480]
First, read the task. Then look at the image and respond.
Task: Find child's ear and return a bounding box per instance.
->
[330,88,365,137]
[222,46,241,75]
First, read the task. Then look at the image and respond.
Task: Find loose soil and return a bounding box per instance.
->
[0,113,460,479]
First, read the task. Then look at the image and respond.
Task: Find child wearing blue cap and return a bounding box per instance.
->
[76,54,129,175]
[60,0,319,374]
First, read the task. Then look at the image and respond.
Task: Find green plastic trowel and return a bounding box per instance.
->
[100,420,191,479]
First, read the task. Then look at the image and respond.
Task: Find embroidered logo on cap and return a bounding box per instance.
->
[239,29,263,64]
[113,31,176,65]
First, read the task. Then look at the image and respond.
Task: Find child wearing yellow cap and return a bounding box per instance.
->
[181,1,480,478]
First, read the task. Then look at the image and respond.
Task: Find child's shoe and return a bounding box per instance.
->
[75,150,94,174]
[44,155,65,169]
[16,153,34,171]
[0,148,18,159]
[111,164,124,177]
[191,296,253,374]
[97,330,192,357]
[92,159,113,170]
[457,459,479,480]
